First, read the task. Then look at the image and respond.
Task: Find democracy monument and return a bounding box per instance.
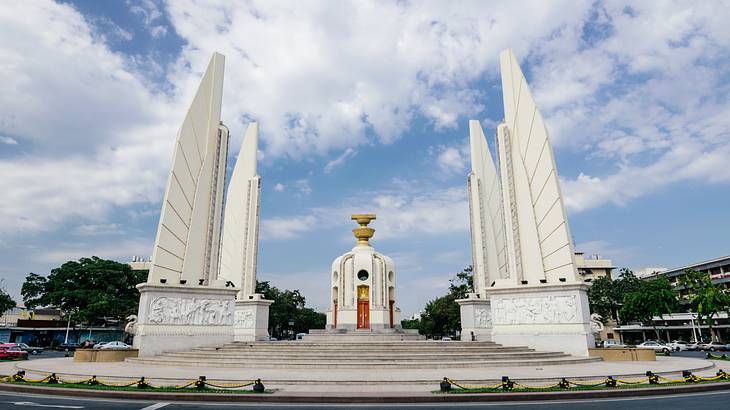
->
[130,48,594,359]
[11,49,718,399]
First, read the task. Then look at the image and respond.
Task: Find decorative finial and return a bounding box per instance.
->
[351,214,376,246]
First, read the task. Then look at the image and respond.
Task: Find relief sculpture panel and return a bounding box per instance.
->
[493,295,578,325]
[148,297,234,325]
[474,306,492,328]
[234,309,255,329]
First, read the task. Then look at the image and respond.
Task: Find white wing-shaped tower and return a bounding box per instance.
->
[467,120,508,295]
[147,53,230,286]
[498,48,577,284]
[462,49,592,354]
[219,123,261,298]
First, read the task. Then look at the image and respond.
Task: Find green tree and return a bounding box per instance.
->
[448,266,474,299]
[255,280,325,339]
[20,257,148,324]
[418,294,461,338]
[680,269,730,342]
[587,268,642,324]
[620,277,678,340]
[0,289,16,314]
[411,266,473,338]
[20,273,48,309]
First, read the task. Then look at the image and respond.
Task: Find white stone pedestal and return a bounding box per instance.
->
[133,283,238,357]
[233,294,273,342]
[457,293,492,341]
[486,282,594,357]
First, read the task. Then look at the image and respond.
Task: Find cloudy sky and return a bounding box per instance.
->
[1,1,729,316]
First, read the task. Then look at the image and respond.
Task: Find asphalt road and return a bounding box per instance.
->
[26,350,69,360]
[2,390,730,409]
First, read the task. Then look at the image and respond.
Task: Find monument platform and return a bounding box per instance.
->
[302,328,425,341]
[8,355,716,392]
[124,340,598,369]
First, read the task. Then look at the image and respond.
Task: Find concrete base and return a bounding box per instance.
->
[303,328,424,341]
[456,294,492,341]
[233,294,273,342]
[74,349,138,362]
[133,283,238,357]
[589,348,656,361]
[486,282,594,357]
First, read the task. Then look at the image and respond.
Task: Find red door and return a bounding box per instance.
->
[389,300,395,328]
[333,303,338,327]
[357,301,369,329]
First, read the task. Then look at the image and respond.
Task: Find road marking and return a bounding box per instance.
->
[139,403,170,410]
[4,402,83,408]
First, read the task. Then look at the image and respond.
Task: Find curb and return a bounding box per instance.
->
[1,381,730,403]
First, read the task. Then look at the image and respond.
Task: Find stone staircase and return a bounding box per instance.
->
[126,340,601,369]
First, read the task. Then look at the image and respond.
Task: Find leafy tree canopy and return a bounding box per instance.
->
[587,268,642,324]
[0,289,16,314]
[20,256,147,323]
[620,276,678,339]
[679,269,730,341]
[405,266,473,338]
[256,280,325,339]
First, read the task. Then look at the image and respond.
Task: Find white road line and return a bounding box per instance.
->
[3,402,83,408]
[139,403,170,410]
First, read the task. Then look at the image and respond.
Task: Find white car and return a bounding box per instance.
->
[92,342,108,349]
[700,341,726,352]
[99,341,132,349]
[602,340,627,348]
[667,340,689,351]
[637,341,672,354]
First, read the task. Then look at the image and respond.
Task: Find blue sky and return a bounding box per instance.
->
[1,1,729,316]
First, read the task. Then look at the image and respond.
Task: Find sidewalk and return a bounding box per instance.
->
[10,356,716,393]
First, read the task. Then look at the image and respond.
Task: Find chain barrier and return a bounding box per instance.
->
[441,369,730,392]
[0,371,266,392]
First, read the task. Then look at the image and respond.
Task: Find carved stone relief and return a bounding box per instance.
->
[493,295,578,325]
[474,306,492,328]
[147,297,234,325]
[234,309,255,329]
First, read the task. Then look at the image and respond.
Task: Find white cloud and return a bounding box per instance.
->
[323,148,357,174]
[260,182,469,241]
[273,183,285,192]
[261,215,319,240]
[434,143,469,177]
[128,0,167,38]
[0,136,18,145]
[293,179,312,196]
[526,2,730,212]
[34,238,153,265]
[72,223,124,236]
[163,0,591,158]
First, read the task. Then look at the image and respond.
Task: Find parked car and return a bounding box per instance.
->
[700,341,726,352]
[99,341,132,349]
[667,340,689,351]
[0,344,29,360]
[685,341,701,351]
[637,341,672,354]
[441,337,453,341]
[14,343,44,355]
[602,340,627,348]
[57,342,80,351]
[92,342,109,349]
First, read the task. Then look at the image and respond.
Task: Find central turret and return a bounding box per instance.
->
[351,213,376,246]
[326,213,399,331]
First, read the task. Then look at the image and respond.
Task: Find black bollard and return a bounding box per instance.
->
[253,378,265,393]
[440,377,451,392]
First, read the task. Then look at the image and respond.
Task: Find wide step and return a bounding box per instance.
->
[126,339,599,369]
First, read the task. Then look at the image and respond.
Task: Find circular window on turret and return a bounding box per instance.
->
[357,270,369,281]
